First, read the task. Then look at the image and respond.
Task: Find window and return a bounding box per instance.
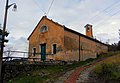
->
[32,47,36,56]
[40,25,48,33]
[52,44,56,54]
[87,27,90,31]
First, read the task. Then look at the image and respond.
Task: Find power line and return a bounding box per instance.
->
[94,8,120,27]
[89,1,120,22]
[75,1,120,30]
[90,2,120,26]
[99,3,120,16]
[32,0,46,15]
[91,1,120,27]
[47,0,54,16]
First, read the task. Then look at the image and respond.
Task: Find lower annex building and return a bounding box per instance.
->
[27,16,108,62]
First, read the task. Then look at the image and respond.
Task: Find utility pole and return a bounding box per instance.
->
[0,0,17,82]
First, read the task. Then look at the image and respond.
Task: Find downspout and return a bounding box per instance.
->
[79,35,80,61]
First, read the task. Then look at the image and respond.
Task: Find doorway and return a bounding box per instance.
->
[40,44,46,60]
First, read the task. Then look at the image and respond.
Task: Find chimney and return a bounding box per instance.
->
[84,24,93,38]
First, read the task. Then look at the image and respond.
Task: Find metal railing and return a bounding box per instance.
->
[3,51,66,65]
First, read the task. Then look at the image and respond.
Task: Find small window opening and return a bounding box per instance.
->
[52,44,56,54]
[40,26,48,33]
[33,47,36,56]
[87,28,90,31]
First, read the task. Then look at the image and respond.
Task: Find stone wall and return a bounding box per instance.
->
[2,63,31,83]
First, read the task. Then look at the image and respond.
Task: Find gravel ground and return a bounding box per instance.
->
[54,69,75,83]
[76,66,95,83]
[54,66,96,83]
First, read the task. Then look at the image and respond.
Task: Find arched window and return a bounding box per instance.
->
[40,25,48,33]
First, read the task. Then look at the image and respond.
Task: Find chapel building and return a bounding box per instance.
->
[27,16,108,61]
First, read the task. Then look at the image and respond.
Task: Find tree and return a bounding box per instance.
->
[117,41,120,50]
[108,41,120,51]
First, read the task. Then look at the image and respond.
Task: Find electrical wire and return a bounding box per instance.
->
[89,0,120,22]
[74,0,120,31]
[32,0,46,15]
[46,0,54,16]
[94,8,120,27]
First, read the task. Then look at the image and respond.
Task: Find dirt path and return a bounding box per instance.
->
[55,54,120,83]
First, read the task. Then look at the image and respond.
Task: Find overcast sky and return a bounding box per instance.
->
[0,0,120,53]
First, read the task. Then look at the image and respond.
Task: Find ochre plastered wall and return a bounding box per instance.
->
[63,30,108,61]
[28,17,65,61]
[64,30,80,61]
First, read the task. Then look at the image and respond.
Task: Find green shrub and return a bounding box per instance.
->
[94,62,120,81]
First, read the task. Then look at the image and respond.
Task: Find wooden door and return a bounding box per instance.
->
[41,44,46,60]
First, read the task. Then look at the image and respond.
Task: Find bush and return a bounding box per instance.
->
[93,62,120,81]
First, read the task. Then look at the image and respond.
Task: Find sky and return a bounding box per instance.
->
[0,0,120,55]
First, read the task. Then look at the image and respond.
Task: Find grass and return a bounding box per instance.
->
[8,76,48,83]
[7,51,120,83]
[92,53,120,82]
[97,51,120,59]
[7,58,95,83]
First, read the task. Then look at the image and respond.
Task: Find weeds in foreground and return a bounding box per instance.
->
[92,54,120,82]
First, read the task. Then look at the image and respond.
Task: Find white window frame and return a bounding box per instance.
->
[39,45,41,54]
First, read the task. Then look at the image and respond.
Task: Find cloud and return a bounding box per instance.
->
[4,36,28,57]
[6,37,28,51]
[1,0,120,53]
[96,32,119,44]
